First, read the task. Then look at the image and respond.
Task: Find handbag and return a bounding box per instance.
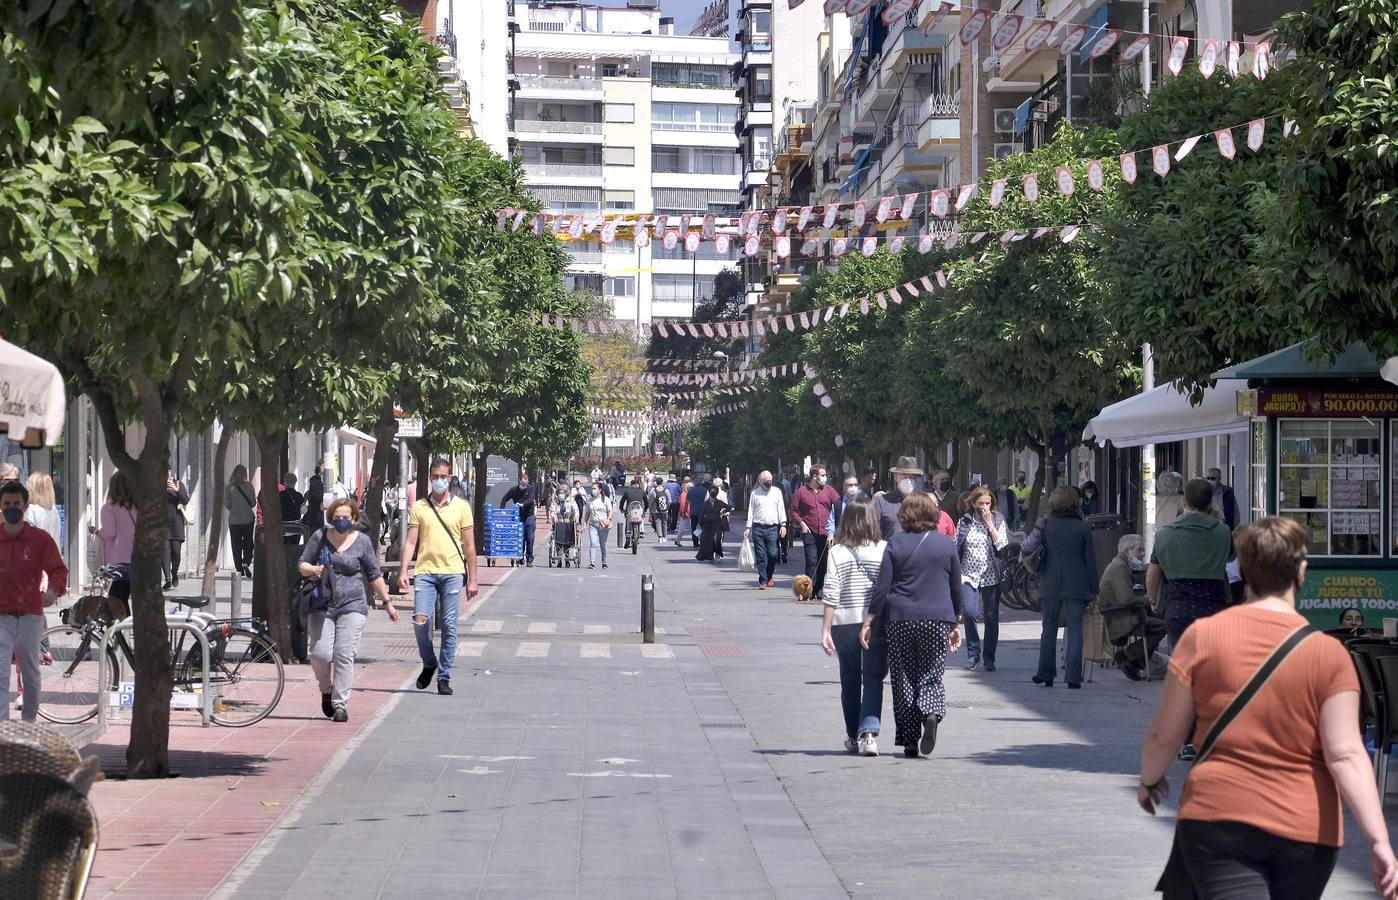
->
[299,531,335,613]
[1154,623,1318,898]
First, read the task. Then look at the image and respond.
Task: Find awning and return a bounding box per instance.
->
[0,339,65,448]
[1083,380,1249,448]
[1211,339,1380,381]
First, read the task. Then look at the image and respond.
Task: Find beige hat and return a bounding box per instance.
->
[889,455,924,477]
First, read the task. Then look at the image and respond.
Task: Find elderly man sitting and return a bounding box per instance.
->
[1097,534,1168,681]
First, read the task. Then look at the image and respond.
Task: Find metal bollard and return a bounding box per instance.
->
[230,571,243,620]
[641,574,655,644]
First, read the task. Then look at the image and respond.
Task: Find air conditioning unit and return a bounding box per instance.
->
[993,142,1023,159]
[993,108,1018,134]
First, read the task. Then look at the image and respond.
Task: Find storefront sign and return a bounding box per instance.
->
[1296,569,1398,630]
[1257,388,1398,417]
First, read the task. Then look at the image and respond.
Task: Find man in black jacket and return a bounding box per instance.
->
[501,472,540,567]
[618,477,649,549]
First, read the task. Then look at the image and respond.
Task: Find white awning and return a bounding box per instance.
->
[1381,357,1398,387]
[1083,380,1249,448]
[0,339,65,448]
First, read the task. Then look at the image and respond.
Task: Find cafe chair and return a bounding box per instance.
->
[0,723,101,899]
[1349,640,1398,798]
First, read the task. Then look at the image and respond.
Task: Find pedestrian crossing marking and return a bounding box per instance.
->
[471,620,504,634]
[457,642,487,657]
[516,642,551,658]
[583,624,612,635]
[527,622,557,634]
[640,645,674,659]
[580,643,611,658]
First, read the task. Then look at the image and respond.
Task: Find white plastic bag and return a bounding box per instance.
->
[738,535,756,571]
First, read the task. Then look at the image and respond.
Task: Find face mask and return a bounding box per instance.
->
[332,517,353,534]
[761,479,772,488]
[898,478,915,496]
[1129,556,1148,572]
[845,485,859,497]
[519,481,528,489]
[817,476,827,486]
[430,478,450,495]
[2,507,21,525]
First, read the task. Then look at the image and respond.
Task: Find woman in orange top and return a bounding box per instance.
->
[1138,516,1398,899]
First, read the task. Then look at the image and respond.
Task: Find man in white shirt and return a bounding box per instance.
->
[744,470,787,590]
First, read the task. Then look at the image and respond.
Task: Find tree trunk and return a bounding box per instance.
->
[364,399,396,542]
[1024,437,1049,526]
[253,430,292,659]
[946,439,962,483]
[473,451,489,550]
[200,426,233,598]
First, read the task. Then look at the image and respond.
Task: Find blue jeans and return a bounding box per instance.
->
[751,524,780,584]
[830,622,886,739]
[962,582,1002,664]
[1037,596,1087,685]
[413,573,462,683]
[588,522,608,564]
[522,514,537,563]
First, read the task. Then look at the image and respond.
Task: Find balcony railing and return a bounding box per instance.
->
[516,74,603,91]
[921,93,959,120]
[522,163,603,179]
[514,119,603,134]
[565,248,604,264]
[652,121,735,133]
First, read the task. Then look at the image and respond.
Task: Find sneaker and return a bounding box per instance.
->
[589,563,596,569]
[918,715,940,756]
[437,679,453,696]
[1121,661,1145,682]
[964,657,981,671]
[983,662,997,672]
[903,746,919,758]
[416,664,437,690]
[321,693,334,719]
[765,577,775,588]
[858,733,879,757]
[332,706,348,723]
[602,563,608,569]
[844,737,859,754]
[1178,743,1198,762]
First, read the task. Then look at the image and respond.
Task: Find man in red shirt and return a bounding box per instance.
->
[789,466,841,598]
[0,480,68,721]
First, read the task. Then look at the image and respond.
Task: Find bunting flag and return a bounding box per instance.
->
[1059,25,1089,56]
[1089,29,1121,59]
[1167,36,1189,75]
[992,14,1024,50]
[1087,159,1105,192]
[889,232,906,254]
[876,196,893,223]
[852,201,867,229]
[1174,134,1201,161]
[861,236,877,257]
[1253,40,1271,79]
[798,206,813,231]
[922,2,954,36]
[1120,151,1138,184]
[960,8,991,43]
[1227,41,1241,77]
[900,192,918,220]
[1122,34,1151,61]
[1151,144,1171,177]
[989,179,1007,208]
[1023,21,1053,51]
[1022,173,1040,203]
[929,189,951,218]
[823,204,839,230]
[771,208,787,235]
[1199,39,1219,78]
[1247,118,1265,152]
[955,183,977,211]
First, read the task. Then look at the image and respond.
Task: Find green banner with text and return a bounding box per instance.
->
[1296,569,1398,631]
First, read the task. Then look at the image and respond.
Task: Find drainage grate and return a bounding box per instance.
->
[701,643,746,659]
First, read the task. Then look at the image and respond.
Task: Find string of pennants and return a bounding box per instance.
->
[637,362,811,385]
[590,401,751,431]
[598,384,761,403]
[644,357,746,369]
[499,114,1289,256]
[793,0,1282,94]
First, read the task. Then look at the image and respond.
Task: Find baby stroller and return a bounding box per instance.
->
[548,519,579,568]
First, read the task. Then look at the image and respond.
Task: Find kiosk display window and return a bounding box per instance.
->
[1278,419,1382,556]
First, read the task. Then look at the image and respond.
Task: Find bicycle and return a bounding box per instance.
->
[39,579,285,727]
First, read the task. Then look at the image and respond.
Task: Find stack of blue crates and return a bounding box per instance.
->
[484,504,524,558]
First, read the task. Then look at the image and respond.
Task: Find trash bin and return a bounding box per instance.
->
[1086,513,1128,586]
[253,522,310,663]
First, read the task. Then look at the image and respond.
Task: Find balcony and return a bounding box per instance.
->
[917,93,959,151]
[883,18,948,75]
[522,163,603,181]
[653,120,735,134]
[564,247,604,266]
[513,119,604,142]
[515,75,604,99]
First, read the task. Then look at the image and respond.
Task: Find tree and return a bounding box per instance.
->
[1100,70,1300,394]
[1254,0,1398,360]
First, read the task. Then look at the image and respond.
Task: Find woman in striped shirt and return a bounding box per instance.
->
[820,498,888,757]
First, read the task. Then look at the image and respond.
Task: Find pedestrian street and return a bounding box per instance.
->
[214,524,1386,899]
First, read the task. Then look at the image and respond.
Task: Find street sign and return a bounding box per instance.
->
[397,417,423,438]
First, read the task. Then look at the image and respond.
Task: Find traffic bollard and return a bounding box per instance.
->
[641,574,655,644]
[230,571,243,620]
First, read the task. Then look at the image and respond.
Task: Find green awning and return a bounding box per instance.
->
[1212,340,1382,381]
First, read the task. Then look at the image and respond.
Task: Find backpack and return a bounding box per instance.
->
[654,487,669,512]
[626,500,645,524]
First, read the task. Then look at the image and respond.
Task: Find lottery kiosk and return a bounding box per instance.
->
[1217,341,1398,630]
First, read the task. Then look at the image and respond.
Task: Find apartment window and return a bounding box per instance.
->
[566,273,603,293]
[652,63,734,89]
[603,146,635,166]
[752,71,772,105]
[750,10,771,42]
[601,63,621,77]
[605,276,635,297]
[604,190,636,210]
[652,102,737,132]
[653,147,682,172]
[652,147,738,175]
[653,274,718,303]
[605,103,635,123]
[547,61,573,77]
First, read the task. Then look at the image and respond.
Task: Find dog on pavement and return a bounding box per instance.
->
[791,574,814,602]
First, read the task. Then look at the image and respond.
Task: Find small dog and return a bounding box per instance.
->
[791,574,814,602]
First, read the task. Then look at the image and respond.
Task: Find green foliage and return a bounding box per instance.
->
[1257,0,1398,358]
[1101,70,1304,394]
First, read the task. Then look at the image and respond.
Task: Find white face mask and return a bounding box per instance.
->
[898,478,915,496]
[845,485,859,497]
[817,475,827,486]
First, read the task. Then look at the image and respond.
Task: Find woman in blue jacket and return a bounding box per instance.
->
[1022,486,1098,689]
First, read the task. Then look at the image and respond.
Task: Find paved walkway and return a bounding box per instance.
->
[85,520,1385,898]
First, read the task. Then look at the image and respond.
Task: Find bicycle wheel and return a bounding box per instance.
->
[187,629,285,727]
[38,625,118,724]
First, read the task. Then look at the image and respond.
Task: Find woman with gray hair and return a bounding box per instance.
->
[1097,534,1168,680]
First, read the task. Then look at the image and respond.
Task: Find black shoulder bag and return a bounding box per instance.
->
[1154,623,1318,899]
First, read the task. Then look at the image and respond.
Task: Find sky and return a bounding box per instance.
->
[660,0,734,37]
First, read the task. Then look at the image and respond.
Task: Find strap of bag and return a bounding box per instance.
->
[1194,623,1317,766]
[424,498,468,569]
[236,483,254,508]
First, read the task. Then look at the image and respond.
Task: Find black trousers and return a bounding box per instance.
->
[229,524,254,571]
[1174,820,1337,900]
[162,540,183,583]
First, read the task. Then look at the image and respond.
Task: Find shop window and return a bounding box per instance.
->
[1250,419,1269,523]
[1278,419,1382,556]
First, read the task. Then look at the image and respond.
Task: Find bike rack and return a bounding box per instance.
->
[96,618,214,731]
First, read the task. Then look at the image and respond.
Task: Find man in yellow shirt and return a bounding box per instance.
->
[397,458,478,695]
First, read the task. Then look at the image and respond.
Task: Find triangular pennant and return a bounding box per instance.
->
[992,14,1024,51]
[1199,39,1219,78]
[1086,159,1105,192]
[1022,172,1040,203]
[989,179,1007,207]
[1120,151,1138,184]
[888,285,903,304]
[1032,226,1052,239]
[999,229,1018,247]
[1151,144,1170,176]
[929,189,950,218]
[1167,36,1189,76]
[1059,225,1081,243]
[1054,165,1075,196]
[955,183,977,211]
[799,310,811,329]
[1088,29,1121,59]
[1174,134,1201,161]
[701,323,715,338]
[900,193,918,220]
[861,236,877,257]
[784,314,796,331]
[1247,118,1265,152]
[687,323,700,338]
[1121,34,1151,61]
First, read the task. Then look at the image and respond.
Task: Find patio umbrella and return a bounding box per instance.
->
[0,338,66,448]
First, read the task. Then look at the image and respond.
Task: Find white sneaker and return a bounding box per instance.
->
[844,737,859,754]
[858,733,879,757]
